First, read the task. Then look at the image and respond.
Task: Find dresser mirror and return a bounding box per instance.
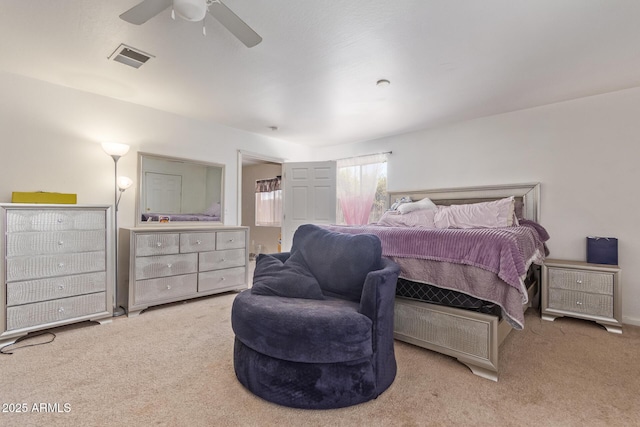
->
[136,153,224,226]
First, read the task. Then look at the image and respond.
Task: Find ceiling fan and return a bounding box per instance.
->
[120,0,262,48]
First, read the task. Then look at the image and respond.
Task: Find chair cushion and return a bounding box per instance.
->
[251,253,324,300]
[292,224,382,302]
[232,290,373,364]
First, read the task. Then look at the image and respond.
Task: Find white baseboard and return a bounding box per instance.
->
[622,315,640,327]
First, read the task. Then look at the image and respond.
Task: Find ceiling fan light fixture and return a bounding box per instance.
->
[174,0,207,22]
[119,0,261,47]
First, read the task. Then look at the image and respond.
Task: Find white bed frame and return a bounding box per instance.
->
[390,183,541,381]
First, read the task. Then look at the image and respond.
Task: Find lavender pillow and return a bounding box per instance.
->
[434,196,516,229]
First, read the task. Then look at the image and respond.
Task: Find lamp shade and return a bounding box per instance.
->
[174,0,207,21]
[117,176,134,190]
[101,142,130,157]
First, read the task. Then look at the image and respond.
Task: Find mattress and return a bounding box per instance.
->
[395,265,538,318]
[395,277,503,317]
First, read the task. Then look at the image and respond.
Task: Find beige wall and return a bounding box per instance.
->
[242,163,282,255]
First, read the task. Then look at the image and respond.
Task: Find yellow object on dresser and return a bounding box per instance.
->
[11,192,77,204]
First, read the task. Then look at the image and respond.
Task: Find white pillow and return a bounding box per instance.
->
[378,209,437,228]
[397,197,437,214]
[434,196,516,229]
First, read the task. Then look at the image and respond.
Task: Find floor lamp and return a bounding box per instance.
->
[102,142,131,317]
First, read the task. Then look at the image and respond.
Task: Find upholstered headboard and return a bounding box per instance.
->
[388,183,541,222]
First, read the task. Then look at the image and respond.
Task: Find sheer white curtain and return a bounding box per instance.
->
[337,153,388,225]
[255,177,282,227]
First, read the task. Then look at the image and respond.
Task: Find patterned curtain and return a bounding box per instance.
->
[255,177,281,193]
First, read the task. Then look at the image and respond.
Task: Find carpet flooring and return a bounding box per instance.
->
[1,292,639,427]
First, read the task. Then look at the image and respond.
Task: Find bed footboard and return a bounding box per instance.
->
[394,277,539,381]
[394,298,503,381]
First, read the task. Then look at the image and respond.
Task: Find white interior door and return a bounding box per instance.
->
[282,161,336,252]
[144,172,182,213]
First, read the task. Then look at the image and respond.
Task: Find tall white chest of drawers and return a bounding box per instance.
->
[118,226,248,316]
[1,204,113,346]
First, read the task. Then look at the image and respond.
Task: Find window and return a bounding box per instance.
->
[255,177,282,227]
[337,153,388,225]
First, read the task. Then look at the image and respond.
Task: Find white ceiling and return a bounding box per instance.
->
[2,1,640,147]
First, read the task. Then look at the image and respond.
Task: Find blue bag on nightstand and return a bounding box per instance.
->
[587,237,618,265]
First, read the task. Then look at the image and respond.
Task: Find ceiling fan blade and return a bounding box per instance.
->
[207,1,262,48]
[120,0,173,25]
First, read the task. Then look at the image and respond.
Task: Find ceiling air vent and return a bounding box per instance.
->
[108,44,154,69]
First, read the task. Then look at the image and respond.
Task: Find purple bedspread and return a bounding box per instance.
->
[325,220,549,328]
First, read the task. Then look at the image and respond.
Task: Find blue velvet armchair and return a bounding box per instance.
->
[231,224,400,409]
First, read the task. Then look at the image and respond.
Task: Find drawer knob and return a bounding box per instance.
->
[221,258,226,262]
[221,277,226,281]
[58,262,65,268]
[196,240,202,245]
[167,285,172,290]
[167,263,172,268]
[576,279,583,284]
[58,307,65,313]
[57,218,63,223]
[576,301,583,305]
[58,285,65,291]
[157,242,162,247]
[229,238,234,242]
[58,240,64,246]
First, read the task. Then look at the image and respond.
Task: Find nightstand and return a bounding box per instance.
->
[541,259,622,333]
